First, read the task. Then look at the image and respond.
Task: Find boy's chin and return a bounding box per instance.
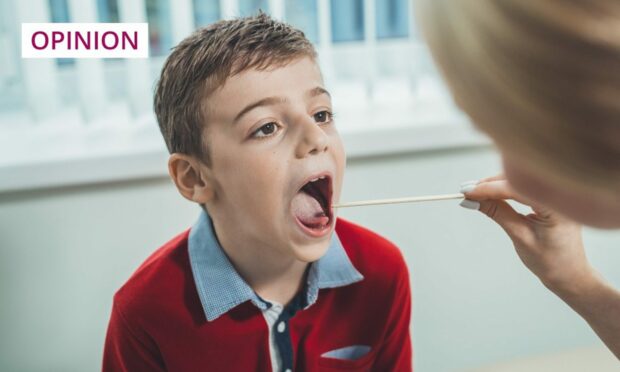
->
[292,240,331,263]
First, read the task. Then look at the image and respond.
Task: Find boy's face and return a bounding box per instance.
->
[202,57,345,262]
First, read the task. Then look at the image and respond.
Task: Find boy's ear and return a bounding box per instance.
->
[168,153,215,204]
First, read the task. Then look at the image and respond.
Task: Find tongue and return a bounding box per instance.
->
[292,191,329,227]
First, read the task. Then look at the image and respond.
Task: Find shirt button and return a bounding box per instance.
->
[277,321,286,333]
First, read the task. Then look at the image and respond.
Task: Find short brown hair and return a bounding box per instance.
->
[154,12,317,165]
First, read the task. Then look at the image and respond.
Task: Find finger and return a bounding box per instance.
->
[462,180,533,207]
[460,174,505,188]
[464,180,513,199]
[477,199,530,240]
[478,174,505,183]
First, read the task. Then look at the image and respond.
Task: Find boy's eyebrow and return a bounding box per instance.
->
[307,86,331,99]
[234,96,287,124]
[233,87,331,124]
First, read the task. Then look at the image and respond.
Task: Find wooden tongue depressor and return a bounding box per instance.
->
[332,193,465,209]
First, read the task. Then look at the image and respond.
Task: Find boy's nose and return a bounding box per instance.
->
[295,118,329,158]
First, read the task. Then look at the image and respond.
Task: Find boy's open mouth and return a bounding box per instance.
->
[291,174,333,232]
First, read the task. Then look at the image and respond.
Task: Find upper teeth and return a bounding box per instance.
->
[310,176,326,182]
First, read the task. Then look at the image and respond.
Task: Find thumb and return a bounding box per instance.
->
[476,199,528,239]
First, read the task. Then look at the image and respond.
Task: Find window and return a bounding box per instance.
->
[49,0,73,66]
[0,0,476,192]
[376,0,409,39]
[194,0,220,27]
[97,0,119,23]
[330,0,364,43]
[239,0,269,16]
[146,0,173,56]
[285,0,318,43]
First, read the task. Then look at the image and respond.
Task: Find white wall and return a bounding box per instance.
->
[1,145,619,371]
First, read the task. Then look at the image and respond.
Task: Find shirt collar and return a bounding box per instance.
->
[188,210,363,322]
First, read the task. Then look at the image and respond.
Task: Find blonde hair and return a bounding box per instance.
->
[416,0,620,200]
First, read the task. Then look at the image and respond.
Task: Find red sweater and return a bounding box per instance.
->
[103,218,412,371]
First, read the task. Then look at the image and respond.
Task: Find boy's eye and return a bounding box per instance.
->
[313,110,333,124]
[252,122,279,138]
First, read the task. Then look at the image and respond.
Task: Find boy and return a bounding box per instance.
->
[103,13,411,372]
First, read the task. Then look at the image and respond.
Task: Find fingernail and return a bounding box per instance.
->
[460,183,477,193]
[460,180,479,187]
[460,180,478,191]
[459,199,480,210]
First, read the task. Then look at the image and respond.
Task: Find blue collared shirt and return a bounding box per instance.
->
[188,210,364,322]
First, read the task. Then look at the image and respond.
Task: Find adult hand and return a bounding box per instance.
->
[460,175,620,360]
[459,175,593,294]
